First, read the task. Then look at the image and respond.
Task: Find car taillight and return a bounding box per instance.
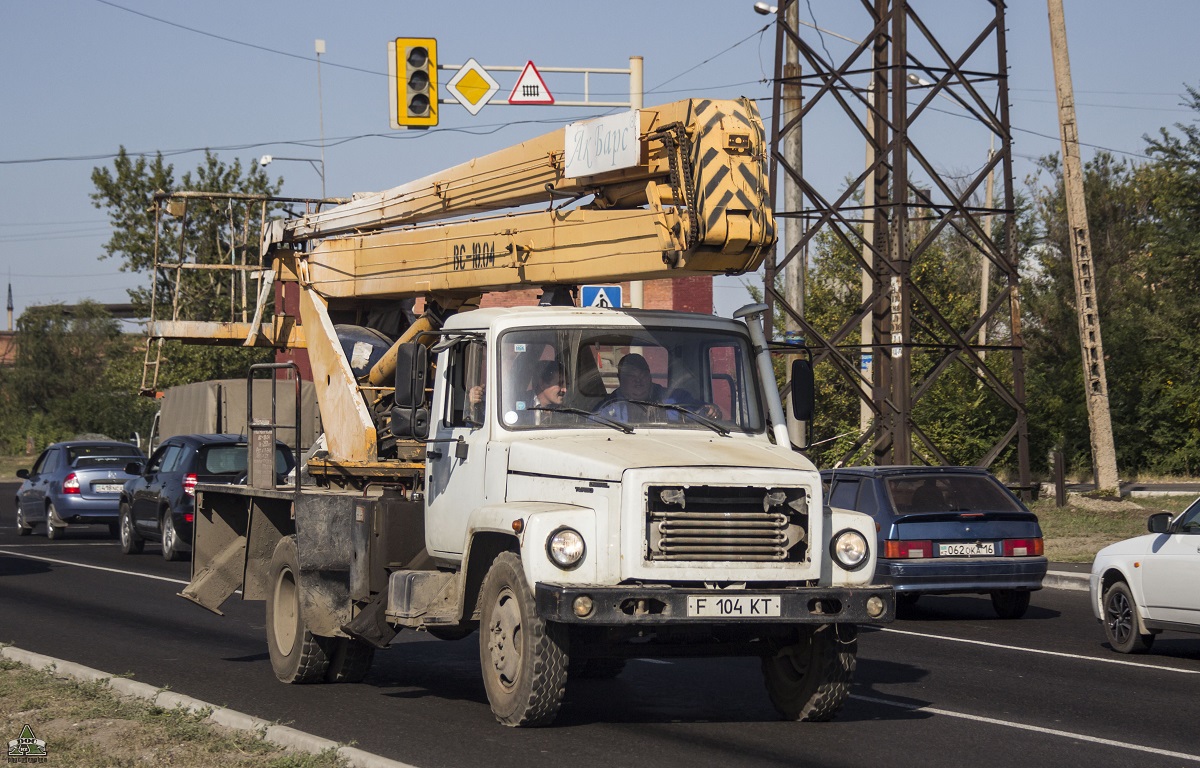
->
[183,474,197,497]
[884,540,932,559]
[62,473,80,494]
[184,512,194,523]
[1003,537,1043,556]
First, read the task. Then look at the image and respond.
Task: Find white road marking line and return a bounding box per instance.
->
[851,693,1200,763]
[0,549,189,586]
[878,626,1200,675]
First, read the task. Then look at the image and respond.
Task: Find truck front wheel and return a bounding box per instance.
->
[761,623,857,722]
[478,552,568,727]
[266,535,331,684]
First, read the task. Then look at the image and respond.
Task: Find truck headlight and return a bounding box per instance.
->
[830,529,869,571]
[547,527,586,569]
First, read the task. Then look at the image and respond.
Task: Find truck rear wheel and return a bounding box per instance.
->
[266,535,331,684]
[762,623,856,722]
[479,552,568,727]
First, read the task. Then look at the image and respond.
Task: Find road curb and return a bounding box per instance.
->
[0,645,419,768]
[1044,570,1089,592]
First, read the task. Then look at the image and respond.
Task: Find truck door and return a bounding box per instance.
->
[425,339,489,558]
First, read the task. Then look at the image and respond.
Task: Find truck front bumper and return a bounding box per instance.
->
[535,583,894,625]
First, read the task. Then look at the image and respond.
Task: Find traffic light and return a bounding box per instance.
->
[394,37,437,128]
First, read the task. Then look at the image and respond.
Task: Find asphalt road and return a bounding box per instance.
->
[3,480,1199,768]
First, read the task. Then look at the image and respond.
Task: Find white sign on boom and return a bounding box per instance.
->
[507,61,554,104]
[564,110,640,178]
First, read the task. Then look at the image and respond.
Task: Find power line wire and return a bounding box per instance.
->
[93,0,386,78]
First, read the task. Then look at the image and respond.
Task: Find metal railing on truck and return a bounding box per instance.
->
[246,362,302,495]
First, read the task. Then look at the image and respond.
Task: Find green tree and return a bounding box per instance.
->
[0,302,157,452]
[1024,129,1200,477]
[1136,86,1200,473]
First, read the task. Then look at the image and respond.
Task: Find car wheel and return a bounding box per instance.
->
[479,551,568,727]
[16,507,32,536]
[45,504,63,540]
[265,535,331,683]
[1102,581,1155,653]
[761,623,857,722]
[161,510,184,561]
[119,503,143,555]
[990,590,1031,619]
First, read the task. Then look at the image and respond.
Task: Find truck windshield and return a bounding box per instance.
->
[497,327,763,433]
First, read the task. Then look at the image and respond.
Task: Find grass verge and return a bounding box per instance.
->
[0,657,346,768]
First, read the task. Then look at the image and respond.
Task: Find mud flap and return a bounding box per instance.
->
[178,536,247,615]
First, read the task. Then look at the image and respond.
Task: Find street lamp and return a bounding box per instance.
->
[753,2,777,13]
[258,155,326,199]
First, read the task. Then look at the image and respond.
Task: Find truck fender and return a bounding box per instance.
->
[462,503,598,616]
[826,506,879,587]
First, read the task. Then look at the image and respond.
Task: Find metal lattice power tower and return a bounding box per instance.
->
[765,0,1030,490]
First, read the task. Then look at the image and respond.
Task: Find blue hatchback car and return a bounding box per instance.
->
[821,466,1046,618]
[15,440,146,539]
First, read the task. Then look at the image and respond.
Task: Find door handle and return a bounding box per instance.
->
[427,450,443,460]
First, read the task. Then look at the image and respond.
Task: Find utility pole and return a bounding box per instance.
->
[782,0,804,330]
[315,39,327,200]
[629,55,645,309]
[1047,0,1120,492]
[979,136,994,355]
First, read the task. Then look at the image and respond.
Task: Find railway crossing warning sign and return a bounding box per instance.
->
[507,61,554,104]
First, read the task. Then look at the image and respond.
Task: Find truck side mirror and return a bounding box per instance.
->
[392,342,430,440]
[785,358,814,450]
[790,359,814,421]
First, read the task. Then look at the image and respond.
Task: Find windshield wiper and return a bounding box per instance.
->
[528,405,634,434]
[621,400,731,436]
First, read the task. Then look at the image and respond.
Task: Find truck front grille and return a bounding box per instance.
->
[645,485,808,562]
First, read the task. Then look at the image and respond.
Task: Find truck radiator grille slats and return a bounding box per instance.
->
[646,485,808,562]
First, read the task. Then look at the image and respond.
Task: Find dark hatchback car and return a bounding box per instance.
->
[119,434,294,560]
[821,466,1046,619]
[16,440,145,539]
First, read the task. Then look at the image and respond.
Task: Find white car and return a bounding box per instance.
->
[1090,496,1200,652]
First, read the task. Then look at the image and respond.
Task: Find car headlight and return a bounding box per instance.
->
[547,527,586,569]
[830,529,869,571]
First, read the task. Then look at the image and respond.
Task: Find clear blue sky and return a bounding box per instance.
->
[2,0,1196,323]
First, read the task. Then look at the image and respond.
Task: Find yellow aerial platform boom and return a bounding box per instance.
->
[267,97,775,302]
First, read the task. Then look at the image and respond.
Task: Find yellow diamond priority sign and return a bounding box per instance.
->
[447,58,500,116]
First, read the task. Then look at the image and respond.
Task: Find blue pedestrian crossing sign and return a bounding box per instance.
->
[581,284,622,308]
